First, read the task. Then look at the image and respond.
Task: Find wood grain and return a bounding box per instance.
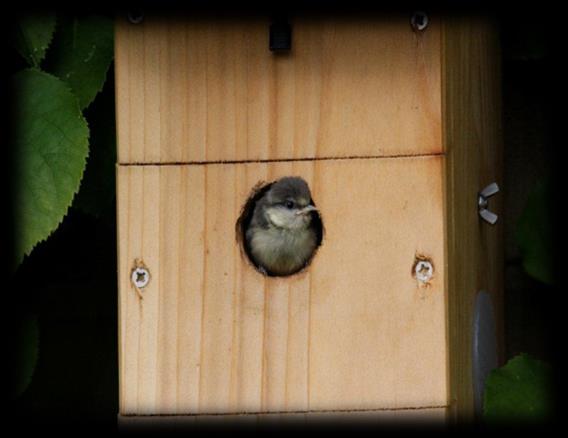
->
[117,157,447,415]
[441,16,504,420]
[114,15,442,163]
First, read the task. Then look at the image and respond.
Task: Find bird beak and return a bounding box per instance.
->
[296,205,318,216]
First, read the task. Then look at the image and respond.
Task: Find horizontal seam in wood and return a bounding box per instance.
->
[120,404,448,417]
[118,152,445,167]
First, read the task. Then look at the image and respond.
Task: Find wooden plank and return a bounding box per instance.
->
[117,157,447,415]
[117,406,448,427]
[114,15,442,163]
[441,17,504,420]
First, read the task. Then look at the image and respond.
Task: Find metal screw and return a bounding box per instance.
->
[131,266,150,289]
[478,182,500,225]
[415,260,433,283]
[410,11,429,32]
[127,9,144,24]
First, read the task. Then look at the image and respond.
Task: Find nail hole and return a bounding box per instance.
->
[236,177,324,277]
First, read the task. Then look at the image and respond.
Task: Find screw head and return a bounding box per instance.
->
[415,260,433,283]
[410,11,429,32]
[131,266,150,288]
[127,9,144,24]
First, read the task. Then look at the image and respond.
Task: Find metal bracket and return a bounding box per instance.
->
[478,182,500,225]
[269,18,292,52]
[473,291,498,414]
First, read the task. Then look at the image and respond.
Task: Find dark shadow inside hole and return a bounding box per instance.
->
[236,180,324,277]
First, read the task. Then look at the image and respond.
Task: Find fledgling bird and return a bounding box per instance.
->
[245,177,320,276]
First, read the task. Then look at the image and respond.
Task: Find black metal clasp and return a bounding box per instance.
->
[269,17,292,52]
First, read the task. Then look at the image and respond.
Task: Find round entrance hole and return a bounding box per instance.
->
[236,177,324,277]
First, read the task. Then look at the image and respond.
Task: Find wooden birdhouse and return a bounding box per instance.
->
[114,10,503,424]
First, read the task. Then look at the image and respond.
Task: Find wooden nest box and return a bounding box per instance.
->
[115,11,503,424]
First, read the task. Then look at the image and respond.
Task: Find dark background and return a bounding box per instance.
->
[5,3,560,430]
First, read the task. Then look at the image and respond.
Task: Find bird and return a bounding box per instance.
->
[244,176,321,277]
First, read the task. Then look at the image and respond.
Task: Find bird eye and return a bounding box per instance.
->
[285,200,295,209]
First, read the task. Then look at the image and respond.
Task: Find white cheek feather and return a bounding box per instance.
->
[266,208,292,228]
[266,207,310,230]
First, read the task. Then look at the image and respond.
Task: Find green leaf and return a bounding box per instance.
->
[12,314,39,397]
[47,15,114,110]
[516,179,553,285]
[13,69,89,265]
[13,13,57,67]
[484,354,552,422]
[72,75,116,217]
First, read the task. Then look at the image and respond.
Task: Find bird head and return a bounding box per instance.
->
[262,177,318,231]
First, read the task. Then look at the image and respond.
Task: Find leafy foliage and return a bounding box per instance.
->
[11,13,114,399]
[13,13,57,67]
[71,74,117,218]
[12,314,39,397]
[516,179,553,285]
[13,69,89,265]
[47,15,114,110]
[484,353,552,422]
